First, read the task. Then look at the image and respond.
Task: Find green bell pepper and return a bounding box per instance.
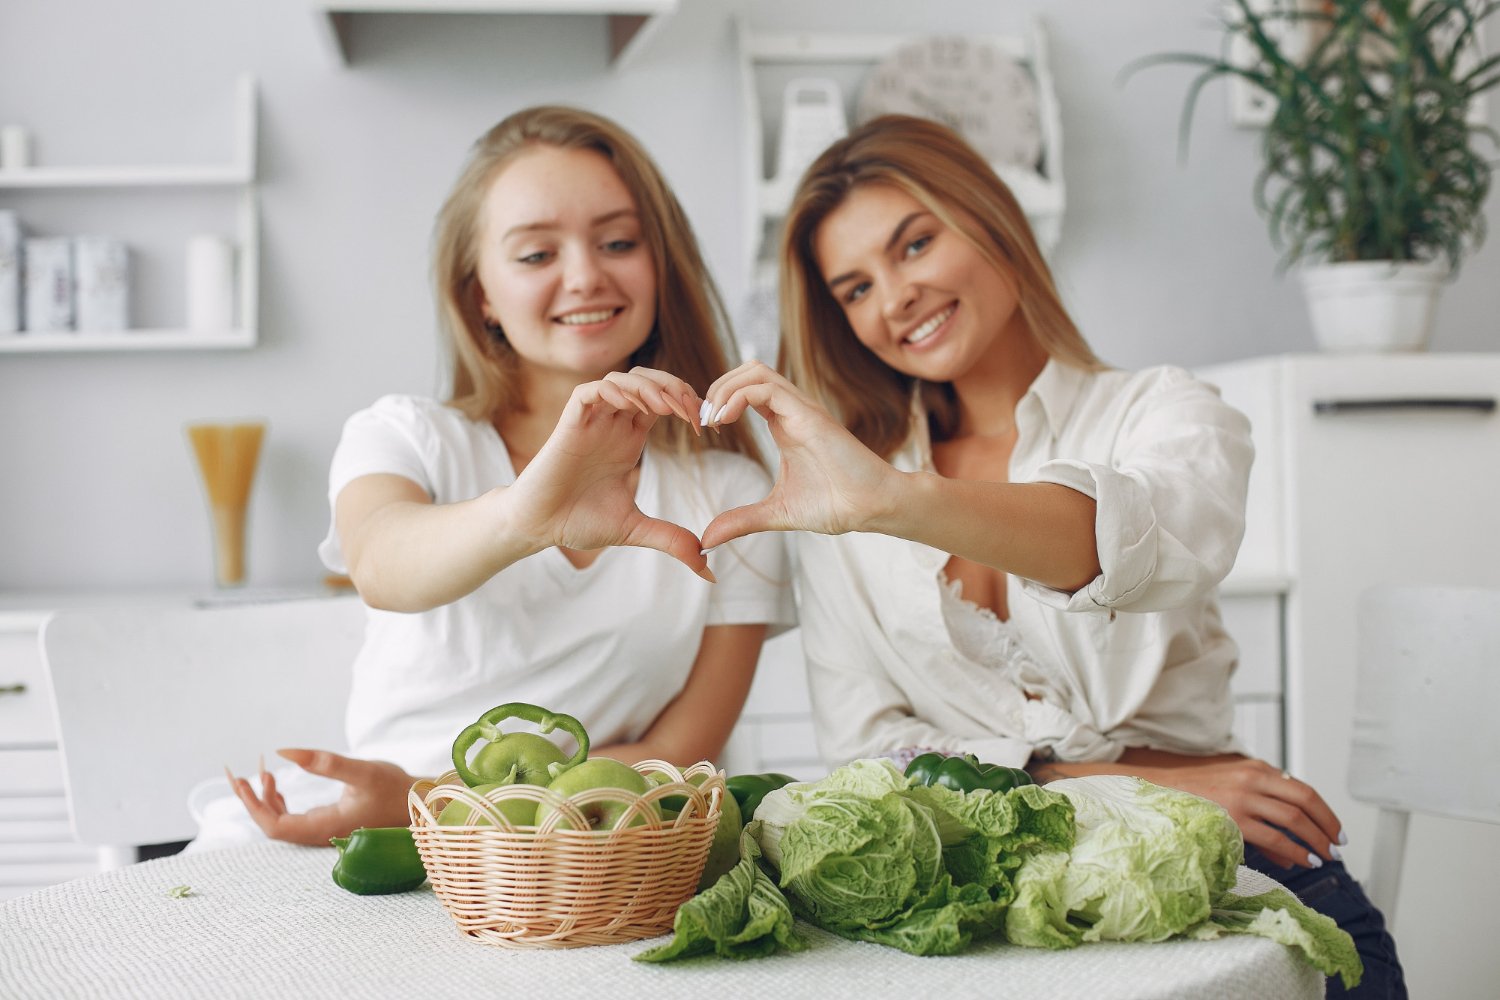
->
[329,826,427,896]
[724,772,797,821]
[451,702,590,789]
[903,752,1034,794]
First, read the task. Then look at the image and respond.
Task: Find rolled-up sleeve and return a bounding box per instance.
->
[1022,368,1253,614]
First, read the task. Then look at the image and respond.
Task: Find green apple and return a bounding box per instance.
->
[437,782,536,828]
[467,732,566,786]
[536,758,660,831]
[646,772,744,891]
[696,782,743,891]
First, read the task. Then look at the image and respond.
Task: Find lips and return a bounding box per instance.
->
[904,303,956,346]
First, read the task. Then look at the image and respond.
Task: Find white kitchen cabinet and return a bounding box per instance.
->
[0,612,97,901]
[0,75,257,354]
[1198,352,1500,994]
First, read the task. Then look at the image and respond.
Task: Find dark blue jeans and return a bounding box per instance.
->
[1243,845,1407,999]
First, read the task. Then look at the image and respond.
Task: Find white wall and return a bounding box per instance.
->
[3,0,1497,591]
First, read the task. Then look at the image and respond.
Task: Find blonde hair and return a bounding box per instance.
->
[433,105,759,462]
[778,114,1105,459]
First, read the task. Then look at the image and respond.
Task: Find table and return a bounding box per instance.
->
[0,842,1322,1000]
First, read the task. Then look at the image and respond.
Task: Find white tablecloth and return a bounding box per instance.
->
[0,842,1323,999]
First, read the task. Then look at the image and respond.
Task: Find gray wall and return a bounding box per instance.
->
[2,0,1497,592]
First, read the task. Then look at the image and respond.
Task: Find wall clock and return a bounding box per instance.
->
[855,36,1045,172]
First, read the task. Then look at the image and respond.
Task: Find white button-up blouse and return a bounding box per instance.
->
[793,359,1255,768]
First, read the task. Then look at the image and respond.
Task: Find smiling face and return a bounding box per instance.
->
[475,144,658,393]
[813,182,1026,385]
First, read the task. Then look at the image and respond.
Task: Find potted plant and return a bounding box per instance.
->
[1139,0,1500,351]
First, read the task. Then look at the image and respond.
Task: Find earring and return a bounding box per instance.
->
[483,319,505,341]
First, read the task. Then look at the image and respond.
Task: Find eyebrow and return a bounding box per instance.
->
[502,208,638,241]
[826,211,929,289]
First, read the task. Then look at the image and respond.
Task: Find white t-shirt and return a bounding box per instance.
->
[795,360,1253,768]
[319,394,795,777]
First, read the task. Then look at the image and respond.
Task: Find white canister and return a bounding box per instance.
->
[23,237,74,332]
[0,126,30,171]
[0,211,20,334]
[74,237,130,332]
[186,235,235,332]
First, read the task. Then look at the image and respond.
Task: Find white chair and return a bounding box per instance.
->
[38,596,365,869]
[1349,584,1500,920]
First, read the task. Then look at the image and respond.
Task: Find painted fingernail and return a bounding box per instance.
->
[712,403,728,425]
[1337,829,1349,846]
[1306,852,1323,869]
[698,399,713,425]
[1330,845,1343,862]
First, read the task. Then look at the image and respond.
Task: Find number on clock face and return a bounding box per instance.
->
[855,36,1044,171]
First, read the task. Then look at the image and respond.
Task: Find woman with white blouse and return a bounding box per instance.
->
[698,115,1402,999]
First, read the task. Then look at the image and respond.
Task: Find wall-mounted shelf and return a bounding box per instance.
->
[735,18,1065,269]
[0,330,254,354]
[0,75,258,354]
[310,0,677,68]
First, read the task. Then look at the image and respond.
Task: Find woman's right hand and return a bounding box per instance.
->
[699,361,903,549]
[227,748,414,847]
[505,367,712,580]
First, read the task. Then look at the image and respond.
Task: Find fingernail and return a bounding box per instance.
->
[1306,852,1323,869]
[224,765,237,785]
[258,753,266,775]
[700,567,718,584]
[1338,830,1348,846]
[1330,845,1343,861]
[698,399,713,425]
[712,403,727,425]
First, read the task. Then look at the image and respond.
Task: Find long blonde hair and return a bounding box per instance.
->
[433,106,759,462]
[779,114,1104,459]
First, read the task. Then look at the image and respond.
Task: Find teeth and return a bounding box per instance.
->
[557,310,615,325]
[906,305,954,345]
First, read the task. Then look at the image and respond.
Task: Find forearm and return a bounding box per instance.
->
[870,473,1101,593]
[345,489,542,612]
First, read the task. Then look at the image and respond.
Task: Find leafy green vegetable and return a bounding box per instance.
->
[1004,775,1361,989]
[1189,889,1364,991]
[634,823,807,963]
[752,758,1074,956]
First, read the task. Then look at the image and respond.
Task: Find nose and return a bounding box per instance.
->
[880,278,919,321]
[562,246,606,296]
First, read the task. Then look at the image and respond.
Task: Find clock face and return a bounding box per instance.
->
[855,37,1044,172]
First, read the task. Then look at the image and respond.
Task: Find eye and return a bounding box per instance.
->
[516,250,552,265]
[602,239,637,254]
[903,234,933,259]
[842,281,871,305]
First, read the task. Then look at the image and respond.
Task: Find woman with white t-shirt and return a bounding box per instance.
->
[696,116,1401,998]
[217,106,792,847]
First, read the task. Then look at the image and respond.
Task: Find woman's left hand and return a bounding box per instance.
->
[1127,753,1345,870]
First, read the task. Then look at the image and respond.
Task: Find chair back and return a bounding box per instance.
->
[1350,585,1500,823]
[39,596,365,850]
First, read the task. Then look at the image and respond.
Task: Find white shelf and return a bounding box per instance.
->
[0,329,255,354]
[734,17,1067,272]
[0,75,259,354]
[0,166,252,189]
[310,0,677,68]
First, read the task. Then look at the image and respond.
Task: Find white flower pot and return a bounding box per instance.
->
[1298,260,1448,353]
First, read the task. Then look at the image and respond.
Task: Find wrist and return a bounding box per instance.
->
[481,485,550,562]
[864,467,931,536]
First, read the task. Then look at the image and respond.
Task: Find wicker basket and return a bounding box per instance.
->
[409,759,724,948]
